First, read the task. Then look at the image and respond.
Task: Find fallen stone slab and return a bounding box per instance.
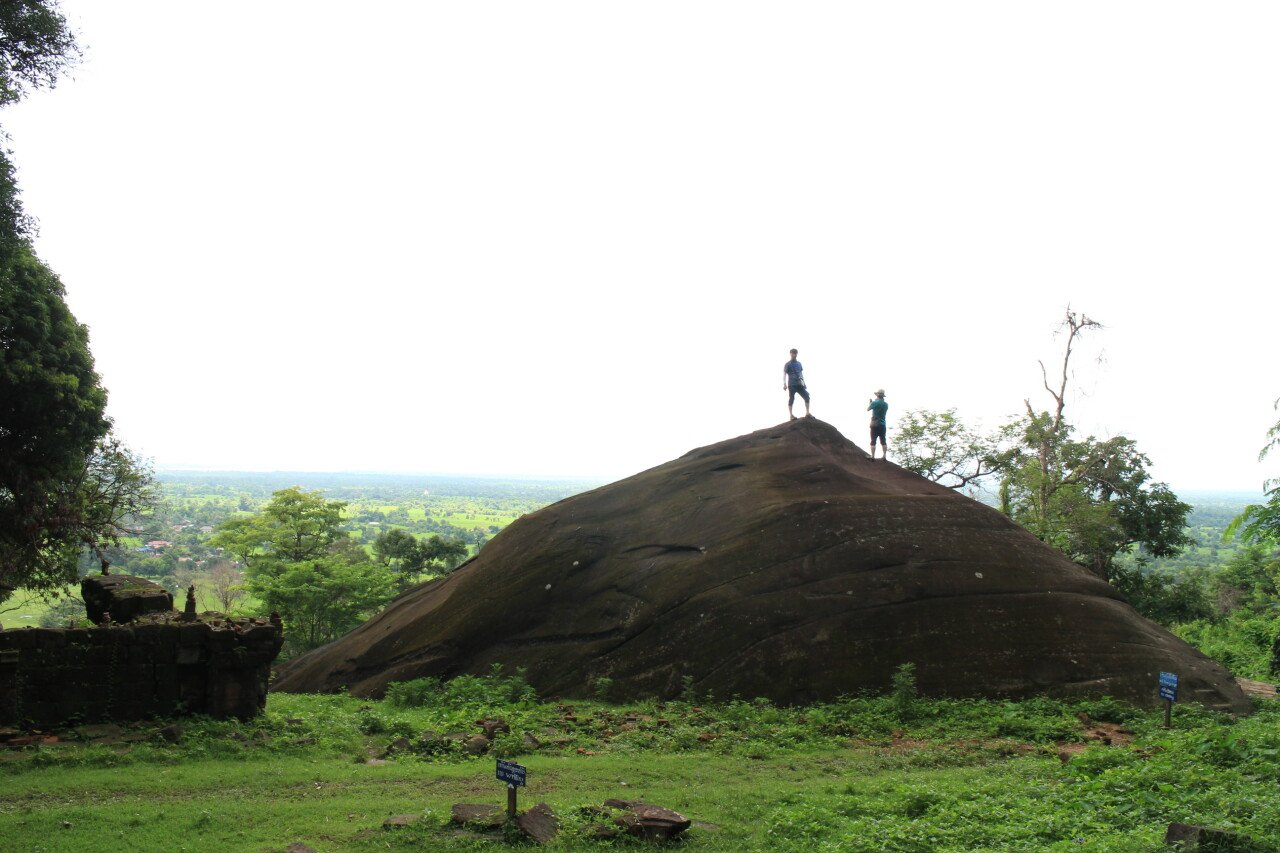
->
[380,736,412,758]
[81,575,173,624]
[450,803,505,829]
[516,802,558,844]
[477,717,510,738]
[463,734,491,755]
[75,723,124,740]
[381,814,418,828]
[603,799,692,841]
[1165,822,1256,850]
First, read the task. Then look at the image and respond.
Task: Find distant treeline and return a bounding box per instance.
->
[157,471,599,503]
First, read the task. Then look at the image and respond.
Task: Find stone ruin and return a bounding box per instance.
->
[0,574,283,727]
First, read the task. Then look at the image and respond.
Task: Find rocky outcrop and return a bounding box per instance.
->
[272,418,1249,713]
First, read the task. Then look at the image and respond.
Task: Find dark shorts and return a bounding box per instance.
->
[870,422,886,445]
[789,385,810,404]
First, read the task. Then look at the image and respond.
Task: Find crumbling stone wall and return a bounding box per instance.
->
[0,618,283,727]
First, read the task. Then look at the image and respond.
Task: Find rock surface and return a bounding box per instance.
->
[605,799,692,840]
[272,418,1249,712]
[516,803,558,844]
[450,803,505,828]
[1164,821,1255,850]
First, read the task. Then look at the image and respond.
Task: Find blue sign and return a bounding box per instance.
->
[496,759,527,787]
[1159,671,1178,702]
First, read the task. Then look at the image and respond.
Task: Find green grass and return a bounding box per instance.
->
[2,686,1279,852]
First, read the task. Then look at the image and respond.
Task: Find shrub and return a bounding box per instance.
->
[891,663,918,720]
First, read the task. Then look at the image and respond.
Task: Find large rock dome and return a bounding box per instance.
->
[272,418,1248,713]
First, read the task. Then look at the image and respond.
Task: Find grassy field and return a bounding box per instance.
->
[2,678,1279,852]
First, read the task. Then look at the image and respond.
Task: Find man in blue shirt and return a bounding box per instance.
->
[783,349,811,420]
[868,389,888,459]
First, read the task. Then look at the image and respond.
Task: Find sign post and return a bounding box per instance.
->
[496,759,527,818]
[1159,671,1178,729]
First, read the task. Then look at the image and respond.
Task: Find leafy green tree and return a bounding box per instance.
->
[0,8,152,602]
[257,486,345,562]
[418,534,469,572]
[993,311,1190,581]
[374,527,469,589]
[372,527,418,570]
[250,557,394,652]
[893,408,1011,490]
[895,310,1190,583]
[37,594,85,628]
[1213,545,1278,613]
[0,1,80,107]
[1000,425,1191,581]
[1226,397,1280,545]
[1107,563,1213,626]
[211,487,396,653]
[0,240,110,597]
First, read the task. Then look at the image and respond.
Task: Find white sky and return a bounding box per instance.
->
[4,2,1277,491]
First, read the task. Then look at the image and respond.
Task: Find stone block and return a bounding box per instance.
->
[1165,822,1256,851]
[516,803,559,844]
[206,631,236,652]
[81,574,173,624]
[451,804,505,828]
[0,630,38,650]
[63,629,91,646]
[150,643,177,663]
[131,623,168,644]
[35,629,70,649]
[127,644,155,664]
[86,627,132,645]
[176,646,203,665]
[177,623,209,644]
[242,625,280,644]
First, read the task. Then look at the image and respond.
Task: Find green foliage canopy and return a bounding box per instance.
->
[0,5,153,601]
[894,310,1190,582]
[211,487,396,652]
[373,527,468,589]
[1226,397,1280,545]
[0,0,79,107]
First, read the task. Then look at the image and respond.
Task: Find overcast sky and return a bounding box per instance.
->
[4,2,1277,492]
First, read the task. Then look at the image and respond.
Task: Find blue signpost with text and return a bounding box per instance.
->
[497,759,527,818]
[1159,672,1178,728]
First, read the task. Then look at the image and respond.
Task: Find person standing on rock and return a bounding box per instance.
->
[868,389,888,459]
[783,348,811,420]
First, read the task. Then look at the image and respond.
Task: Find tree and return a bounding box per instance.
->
[893,408,1012,491]
[373,527,418,570]
[0,242,110,597]
[0,8,149,603]
[374,527,469,590]
[0,1,80,107]
[418,534,469,572]
[894,309,1191,582]
[210,487,396,653]
[997,311,1191,580]
[208,560,245,614]
[250,558,395,651]
[1226,397,1280,545]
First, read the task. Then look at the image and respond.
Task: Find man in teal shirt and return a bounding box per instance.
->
[868,389,888,459]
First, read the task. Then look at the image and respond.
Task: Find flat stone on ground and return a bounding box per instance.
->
[381,814,418,828]
[451,803,506,828]
[516,803,558,844]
